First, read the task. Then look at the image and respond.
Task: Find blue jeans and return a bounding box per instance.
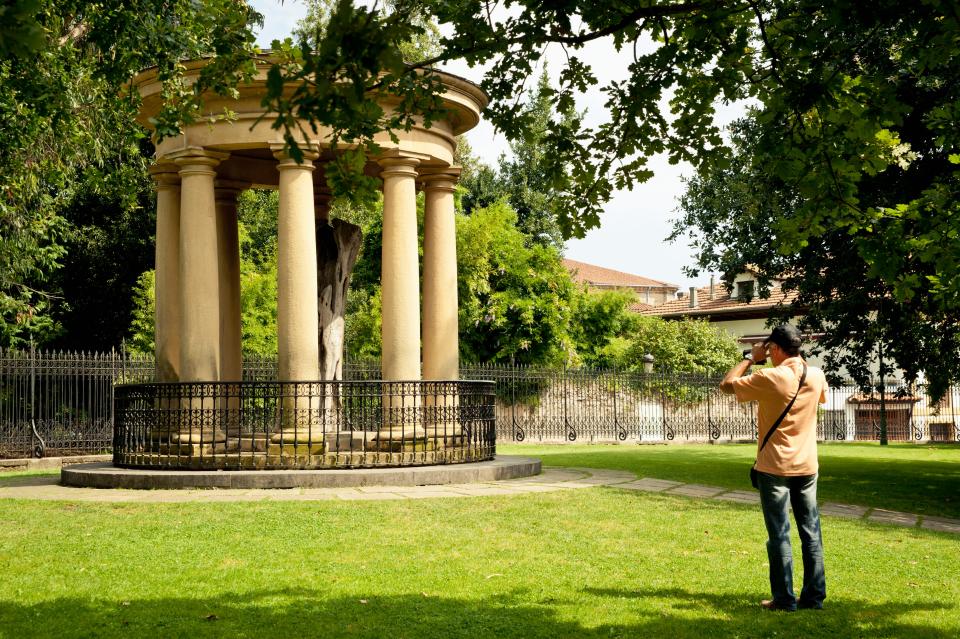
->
[757,472,826,610]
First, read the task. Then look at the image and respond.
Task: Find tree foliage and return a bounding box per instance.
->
[676,108,960,398]
[254,0,960,389]
[0,0,261,346]
[569,289,639,369]
[9,0,959,392]
[495,70,573,248]
[456,202,576,366]
[623,317,741,377]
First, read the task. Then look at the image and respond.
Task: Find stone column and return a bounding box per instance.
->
[215,181,247,383]
[173,149,228,383]
[149,163,181,383]
[171,148,229,445]
[271,147,321,447]
[421,170,461,441]
[421,170,460,381]
[215,180,247,439]
[378,155,425,447]
[379,156,422,381]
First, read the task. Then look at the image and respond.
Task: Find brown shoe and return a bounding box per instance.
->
[760,599,797,612]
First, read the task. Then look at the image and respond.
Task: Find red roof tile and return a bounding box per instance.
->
[629,301,655,313]
[563,259,678,289]
[641,282,798,318]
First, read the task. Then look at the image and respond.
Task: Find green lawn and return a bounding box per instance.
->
[501,442,960,519]
[0,444,958,638]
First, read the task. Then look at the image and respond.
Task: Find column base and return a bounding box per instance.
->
[226,434,269,453]
[148,442,230,456]
[369,427,435,452]
[269,427,326,444]
[423,425,464,439]
[267,442,326,456]
[149,429,227,444]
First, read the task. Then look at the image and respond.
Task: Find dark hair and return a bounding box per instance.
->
[765,324,802,357]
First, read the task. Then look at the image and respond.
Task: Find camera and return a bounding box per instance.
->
[743,348,767,365]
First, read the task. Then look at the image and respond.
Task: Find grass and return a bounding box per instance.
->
[0,468,64,480]
[501,442,960,519]
[0,444,958,638]
[1,491,959,638]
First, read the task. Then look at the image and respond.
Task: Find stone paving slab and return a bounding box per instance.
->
[401,489,466,499]
[921,516,960,534]
[868,509,919,527]
[490,484,562,493]
[524,469,587,481]
[713,490,761,504]
[281,490,341,501]
[338,491,404,501]
[616,478,685,492]
[820,503,869,519]
[666,483,727,498]
[447,486,528,496]
[564,469,635,480]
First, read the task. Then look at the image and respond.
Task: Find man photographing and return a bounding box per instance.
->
[720,324,829,611]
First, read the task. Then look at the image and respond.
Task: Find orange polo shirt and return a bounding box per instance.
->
[731,357,828,476]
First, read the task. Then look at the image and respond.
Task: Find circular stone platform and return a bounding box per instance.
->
[61,455,541,490]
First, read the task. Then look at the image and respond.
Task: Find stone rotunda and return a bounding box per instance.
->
[113,56,496,470]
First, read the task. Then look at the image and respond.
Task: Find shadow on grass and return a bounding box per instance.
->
[1,586,955,639]
[0,474,59,487]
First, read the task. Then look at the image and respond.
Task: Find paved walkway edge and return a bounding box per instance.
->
[0,454,111,471]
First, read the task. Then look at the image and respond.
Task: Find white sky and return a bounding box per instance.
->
[249,0,743,291]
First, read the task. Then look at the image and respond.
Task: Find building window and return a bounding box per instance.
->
[737,280,754,302]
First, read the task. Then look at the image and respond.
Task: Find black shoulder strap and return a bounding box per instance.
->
[758,362,808,453]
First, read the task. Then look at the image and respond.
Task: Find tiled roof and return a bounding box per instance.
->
[629,301,655,313]
[641,282,798,318]
[563,259,678,289]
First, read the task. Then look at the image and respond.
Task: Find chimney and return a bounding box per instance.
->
[709,275,715,300]
[689,286,698,308]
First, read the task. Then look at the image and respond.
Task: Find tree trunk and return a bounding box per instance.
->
[317,218,362,382]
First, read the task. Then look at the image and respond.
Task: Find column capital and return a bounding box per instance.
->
[169,147,230,177]
[378,157,420,179]
[148,163,181,189]
[271,143,319,169]
[418,167,462,193]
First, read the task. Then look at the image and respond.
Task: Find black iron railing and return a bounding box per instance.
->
[0,346,153,457]
[113,380,496,469]
[3,348,960,458]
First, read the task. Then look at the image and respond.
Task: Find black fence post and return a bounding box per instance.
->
[29,336,44,458]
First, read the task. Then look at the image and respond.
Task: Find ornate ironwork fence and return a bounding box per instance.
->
[2,349,959,458]
[113,379,496,470]
[0,346,152,458]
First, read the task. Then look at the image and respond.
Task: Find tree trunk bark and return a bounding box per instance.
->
[317,218,362,382]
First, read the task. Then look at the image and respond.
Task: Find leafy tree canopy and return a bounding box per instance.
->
[456,201,577,366]
[1,0,261,346]
[455,70,574,248]
[569,288,640,369]
[257,0,960,393]
[623,316,742,377]
[260,1,953,239]
[675,114,960,399]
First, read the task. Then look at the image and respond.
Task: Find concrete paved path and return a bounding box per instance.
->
[1,466,957,535]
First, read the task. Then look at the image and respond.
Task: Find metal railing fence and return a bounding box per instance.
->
[2,348,959,457]
[113,379,496,470]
